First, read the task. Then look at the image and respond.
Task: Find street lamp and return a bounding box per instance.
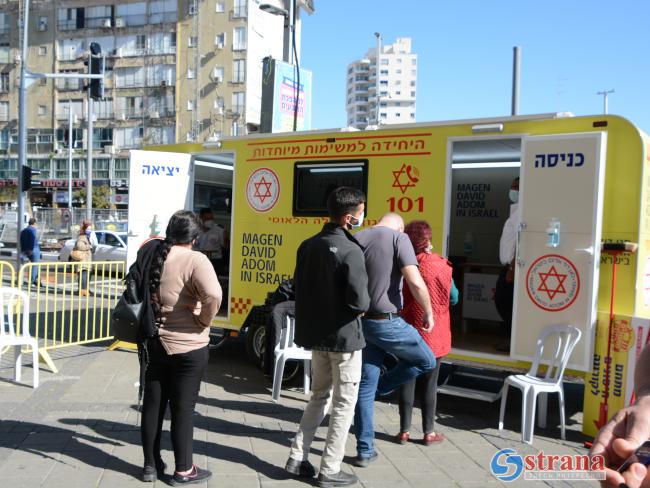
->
[259,0,300,131]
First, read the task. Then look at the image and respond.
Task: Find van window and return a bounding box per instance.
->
[293,160,368,216]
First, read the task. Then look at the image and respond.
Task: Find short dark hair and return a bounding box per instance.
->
[326,187,366,219]
[199,208,213,218]
[28,218,36,225]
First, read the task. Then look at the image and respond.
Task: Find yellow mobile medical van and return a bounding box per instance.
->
[128,113,650,436]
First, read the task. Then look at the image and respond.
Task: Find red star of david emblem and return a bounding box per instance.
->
[253,176,273,203]
[392,164,419,194]
[537,265,568,300]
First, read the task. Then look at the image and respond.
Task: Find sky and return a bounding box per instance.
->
[300,0,650,134]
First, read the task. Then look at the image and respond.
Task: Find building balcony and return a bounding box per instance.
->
[230,7,247,19]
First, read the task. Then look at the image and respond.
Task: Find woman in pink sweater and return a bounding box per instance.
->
[140,210,222,485]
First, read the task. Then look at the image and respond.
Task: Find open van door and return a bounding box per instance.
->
[127,150,193,266]
[512,133,607,371]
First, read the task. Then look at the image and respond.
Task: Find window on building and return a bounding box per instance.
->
[379,102,387,107]
[186,131,195,142]
[396,112,401,117]
[28,158,52,179]
[188,36,198,48]
[411,69,416,76]
[136,35,146,51]
[114,126,143,149]
[187,67,196,79]
[93,98,113,119]
[0,72,8,92]
[215,1,225,12]
[380,113,387,118]
[411,58,417,65]
[395,80,401,85]
[91,129,113,150]
[380,69,388,75]
[0,45,9,64]
[188,0,198,15]
[212,66,224,82]
[116,2,146,26]
[114,158,129,179]
[214,32,226,48]
[92,158,110,178]
[380,90,388,96]
[232,27,246,50]
[55,159,84,178]
[0,101,9,121]
[396,69,402,74]
[233,0,247,17]
[395,90,401,95]
[187,100,195,111]
[232,92,245,114]
[380,59,388,65]
[147,32,176,54]
[145,126,175,145]
[39,78,47,86]
[147,94,175,116]
[0,158,16,178]
[38,16,48,32]
[55,128,83,149]
[410,91,416,97]
[410,113,415,119]
[56,99,83,120]
[410,81,416,87]
[149,0,177,23]
[58,38,85,61]
[233,59,245,83]
[115,66,144,87]
[38,46,47,56]
[379,80,388,86]
[58,8,84,30]
[348,67,353,74]
[37,105,46,116]
[85,5,113,28]
[116,96,143,118]
[397,58,402,63]
[147,64,175,86]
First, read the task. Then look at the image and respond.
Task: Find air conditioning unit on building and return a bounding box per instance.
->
[150,111,160,119]
[216,42,224,49]
[115,17,125,28]
[213,106,223,115]
[104,145,115,155]
[102,18,112,28]
[120,113,127,121]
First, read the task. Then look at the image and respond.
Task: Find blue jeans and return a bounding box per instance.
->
[22,249,40,284]
[354,316,436,458]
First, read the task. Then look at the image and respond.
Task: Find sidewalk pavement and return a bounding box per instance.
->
[0,340,596,488]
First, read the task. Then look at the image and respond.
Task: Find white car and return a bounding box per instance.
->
[59,231,127,262]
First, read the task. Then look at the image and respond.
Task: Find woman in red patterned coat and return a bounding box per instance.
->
[397,220,458,446]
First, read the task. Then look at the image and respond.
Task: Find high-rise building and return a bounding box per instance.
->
[345,37,417,130]
[0,0,310,208]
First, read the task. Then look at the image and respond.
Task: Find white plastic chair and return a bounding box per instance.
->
[271,315,311,403]
[0,288,38,388]
[498,325,581,444]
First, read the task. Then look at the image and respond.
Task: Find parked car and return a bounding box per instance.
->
[59,231,127,262]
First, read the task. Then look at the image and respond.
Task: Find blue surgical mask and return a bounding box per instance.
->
[509,189,519,204]
[349,211,364,229]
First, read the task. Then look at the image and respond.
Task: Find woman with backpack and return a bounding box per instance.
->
[139,210,222,485]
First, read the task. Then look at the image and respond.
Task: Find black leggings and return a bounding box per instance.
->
[398,360,442,434]
[141,339,209,472]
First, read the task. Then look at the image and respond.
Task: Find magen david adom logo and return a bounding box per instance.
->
[526,254,580,312]
[246,168,280,213]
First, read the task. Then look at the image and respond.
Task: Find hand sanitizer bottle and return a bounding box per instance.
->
[546,218,561,248]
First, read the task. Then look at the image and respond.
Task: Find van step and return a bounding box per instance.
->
[437,384,502,403]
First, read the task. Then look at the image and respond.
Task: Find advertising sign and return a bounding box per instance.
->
[260,57,312,133]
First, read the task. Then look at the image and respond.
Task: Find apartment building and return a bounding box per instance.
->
[0,0,303,207]
[345,37,417,130]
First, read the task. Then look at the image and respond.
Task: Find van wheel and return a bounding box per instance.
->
[208,328,229,350]
[245,322,300,383]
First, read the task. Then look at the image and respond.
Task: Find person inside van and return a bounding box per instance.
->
[194,208,225,273]
[495,177,520,353]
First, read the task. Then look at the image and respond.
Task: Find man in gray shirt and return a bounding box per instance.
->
[353,213,436,466]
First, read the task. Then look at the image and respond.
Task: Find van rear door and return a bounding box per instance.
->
[512,132,607,371]
[127,150,193,266]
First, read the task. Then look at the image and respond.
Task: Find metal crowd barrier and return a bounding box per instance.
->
[16,260,125,373]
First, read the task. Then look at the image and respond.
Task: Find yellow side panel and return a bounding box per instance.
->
[634,132,650,318]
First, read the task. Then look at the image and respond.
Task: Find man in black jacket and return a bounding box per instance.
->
[285,187,370,488]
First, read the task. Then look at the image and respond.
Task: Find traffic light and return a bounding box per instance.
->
[21,165,40,192]
[88,42,104,100]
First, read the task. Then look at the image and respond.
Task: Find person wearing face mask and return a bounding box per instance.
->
[395,220,458,446]
[194,208,225,273]
[494,177,520,353]
[352,213,436,467]
[285,187,370,487]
